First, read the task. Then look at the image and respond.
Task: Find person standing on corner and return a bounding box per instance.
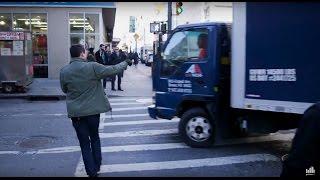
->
[60,44,131,177]
[87,48,96,62]
[109,47,131,91]
[95,44,108,89]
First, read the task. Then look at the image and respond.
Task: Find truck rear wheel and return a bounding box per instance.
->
[179,108,215,148]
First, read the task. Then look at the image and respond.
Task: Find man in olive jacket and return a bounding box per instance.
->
[60,44,131,177]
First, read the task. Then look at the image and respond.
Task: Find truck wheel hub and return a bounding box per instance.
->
[186,116,211,142]
[195,126,203,133]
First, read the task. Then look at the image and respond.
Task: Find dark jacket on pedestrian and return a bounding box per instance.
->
[87,48,96,62]
[281,103,320,177]
[109,51,130,77]
[60,58,129,117]
[95,49,107,65]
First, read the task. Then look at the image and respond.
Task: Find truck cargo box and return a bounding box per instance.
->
[231,2,320,114]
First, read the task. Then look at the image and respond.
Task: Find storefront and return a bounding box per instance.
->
[0,2,116,79]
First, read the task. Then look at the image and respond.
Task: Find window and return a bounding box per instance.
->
[0,14,12,31]
[31,14,47,34]
[1,12,48,78]
[163,29,209,61]
[161,29,209,76]
[69,13,100,51]
[31,13,48,78]
[13,13,30,31]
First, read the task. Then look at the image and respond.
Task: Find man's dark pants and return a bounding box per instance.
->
[111,74,122,90]
[71,114,101,176]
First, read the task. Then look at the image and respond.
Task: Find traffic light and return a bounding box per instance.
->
[176,2,183,15]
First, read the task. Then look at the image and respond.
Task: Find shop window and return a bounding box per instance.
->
[13,13,30,31]
[85,34,99,50]
[0,14,12,31]
[70,34,85,46]
[69,13,100,53]
[70,13,84,34]
[31,14,47,34]
[31,13,48,78]
[85,14,99,34]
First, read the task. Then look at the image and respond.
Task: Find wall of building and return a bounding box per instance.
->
[200,2,233,23]
[0,7,104,79]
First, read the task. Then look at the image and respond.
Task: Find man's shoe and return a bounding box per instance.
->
[118,89,124,91]
[111,88,116,91]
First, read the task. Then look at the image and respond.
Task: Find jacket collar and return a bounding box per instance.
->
[70,57,85,64]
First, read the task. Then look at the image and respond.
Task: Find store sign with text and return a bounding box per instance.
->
[0,32,25,41]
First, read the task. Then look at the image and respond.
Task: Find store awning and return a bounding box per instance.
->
[0,2,115,8]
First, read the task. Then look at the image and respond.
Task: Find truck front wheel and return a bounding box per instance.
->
[179,108,215,148]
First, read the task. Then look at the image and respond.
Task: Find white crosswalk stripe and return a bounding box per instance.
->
[98,153,279,173]
[101,113,149,119]
[73,97,293,177]
[99,129,178,138]
[110,107,147,112]
[99,119,179,128]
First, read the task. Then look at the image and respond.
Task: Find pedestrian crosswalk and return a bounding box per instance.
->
[74,97,294,177]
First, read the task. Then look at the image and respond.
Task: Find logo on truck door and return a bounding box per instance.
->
[185,64,203,78]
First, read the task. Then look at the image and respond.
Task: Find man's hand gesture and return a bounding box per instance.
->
[126,58,133,66]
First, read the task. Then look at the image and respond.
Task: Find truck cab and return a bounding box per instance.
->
[149,22,232,147]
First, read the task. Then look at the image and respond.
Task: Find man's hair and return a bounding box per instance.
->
[70,44,85,58]
[100,44,105,48]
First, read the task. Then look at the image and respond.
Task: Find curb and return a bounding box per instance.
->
[0,94,134,100]
[0,94,66,100]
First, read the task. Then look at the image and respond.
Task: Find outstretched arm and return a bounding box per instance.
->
[92,61,129,79]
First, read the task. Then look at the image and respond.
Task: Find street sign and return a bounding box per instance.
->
[150,23,160,33]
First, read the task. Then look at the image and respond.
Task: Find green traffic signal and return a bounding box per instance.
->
[176,2,183,15]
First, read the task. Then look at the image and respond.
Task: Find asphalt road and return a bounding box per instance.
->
[0,65,295,177]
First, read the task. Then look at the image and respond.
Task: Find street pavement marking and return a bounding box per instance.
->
[99,129,178,138]
[108,98,151,102]
[0,133,294,156]
[98,153,279,174]
[0,151,20,155]
[110,107,147,112]
[75,156,86,177]
[136,98,153,103]
[101,113,149,119]
[99,119,179,129]
[2,107,149,117]
[110,102,149,106]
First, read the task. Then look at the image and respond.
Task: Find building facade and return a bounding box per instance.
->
[0,2,116,79]
[113,2,232,56]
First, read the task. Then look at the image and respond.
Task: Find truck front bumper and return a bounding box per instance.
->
[148,105,176,120]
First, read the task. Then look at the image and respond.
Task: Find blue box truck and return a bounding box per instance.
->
[148,2,320,147]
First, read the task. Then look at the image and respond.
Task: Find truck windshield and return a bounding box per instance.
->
[164,29,208,61]
[161,28,208,76]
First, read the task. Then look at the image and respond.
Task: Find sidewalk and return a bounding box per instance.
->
[0,63,153,100]
[104,64,153,97]
[0,78,65,100]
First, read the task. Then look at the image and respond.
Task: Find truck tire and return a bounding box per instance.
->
[2,83,15,93]
[179,108,215,148]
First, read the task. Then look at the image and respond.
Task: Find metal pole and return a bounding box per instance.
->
[168,2,172,35]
